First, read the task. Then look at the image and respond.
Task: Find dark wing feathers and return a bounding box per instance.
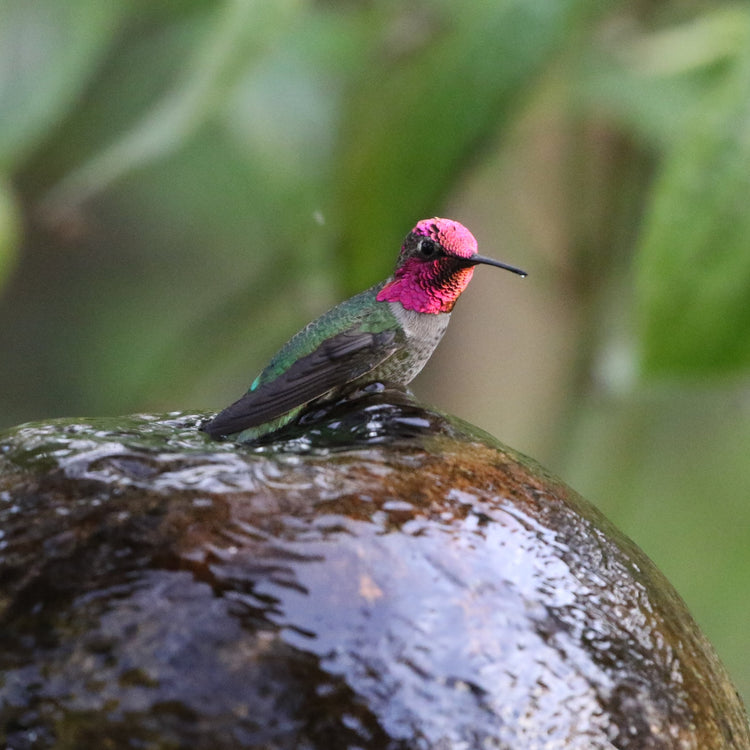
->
[202,328,398,438]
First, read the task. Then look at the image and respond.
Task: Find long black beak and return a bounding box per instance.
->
[469,254,527,277]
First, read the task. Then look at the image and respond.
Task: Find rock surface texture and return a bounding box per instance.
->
[0,391,748,749]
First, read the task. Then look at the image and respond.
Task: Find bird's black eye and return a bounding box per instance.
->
[418,238,438,257]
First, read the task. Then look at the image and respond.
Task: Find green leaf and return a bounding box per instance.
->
[0,0,124,171]
[636,43,750,377]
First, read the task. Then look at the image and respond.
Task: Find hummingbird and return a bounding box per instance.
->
[201,217,526,442]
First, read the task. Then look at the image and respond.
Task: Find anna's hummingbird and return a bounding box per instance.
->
[201,217,526,442]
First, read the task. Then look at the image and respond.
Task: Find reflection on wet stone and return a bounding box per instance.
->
[0,389,747,749]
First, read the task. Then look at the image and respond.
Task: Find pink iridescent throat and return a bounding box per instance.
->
[377,259,475,314]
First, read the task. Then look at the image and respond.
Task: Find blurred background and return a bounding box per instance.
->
[1,0,748,705]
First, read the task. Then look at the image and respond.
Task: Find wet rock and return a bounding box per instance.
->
[0,390,747,749]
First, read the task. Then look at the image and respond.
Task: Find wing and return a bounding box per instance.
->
[201,327,398,438]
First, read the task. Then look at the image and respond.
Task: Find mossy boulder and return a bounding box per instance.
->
[0,392,747,749]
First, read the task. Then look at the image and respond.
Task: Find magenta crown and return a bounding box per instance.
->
[410,217,478,259]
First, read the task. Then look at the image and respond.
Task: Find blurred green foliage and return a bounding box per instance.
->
[636,31,750,375]
[1,0,748,707]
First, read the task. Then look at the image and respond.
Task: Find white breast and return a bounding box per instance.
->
[388,302,451,382]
